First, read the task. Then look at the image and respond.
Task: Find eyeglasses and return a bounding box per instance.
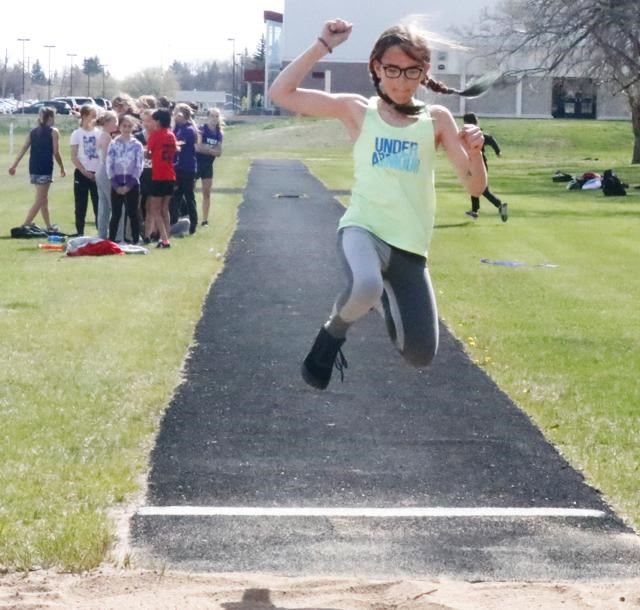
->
[381,64,424,80]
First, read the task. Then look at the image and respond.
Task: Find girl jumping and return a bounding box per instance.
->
[269,19,487,390]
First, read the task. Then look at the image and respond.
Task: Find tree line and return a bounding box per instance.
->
[0,35,266,102]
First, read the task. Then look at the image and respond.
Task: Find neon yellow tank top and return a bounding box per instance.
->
[338,97,437,257]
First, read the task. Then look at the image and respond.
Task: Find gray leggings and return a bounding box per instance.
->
[326,226,439,367]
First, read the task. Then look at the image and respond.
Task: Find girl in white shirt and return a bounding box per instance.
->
[70,104,100,235]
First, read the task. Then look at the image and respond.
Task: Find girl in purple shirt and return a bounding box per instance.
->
[172,103,200,234]
[106,115,144,243]
[195,107,224,227]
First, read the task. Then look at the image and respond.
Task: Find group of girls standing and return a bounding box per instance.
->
[8,94,224,249]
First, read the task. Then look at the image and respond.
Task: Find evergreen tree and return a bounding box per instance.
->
[30,59,46,85]
[82,56,102,96]
[252,35,266,67]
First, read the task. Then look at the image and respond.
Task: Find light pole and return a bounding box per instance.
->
[227,37,236,112]
[44,44,55,99]
[237,52,244,109]
[67,53,77,96]
[101,64,108,97]
[17,38,30,113]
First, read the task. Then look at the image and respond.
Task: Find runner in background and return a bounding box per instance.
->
[8,106,65,231]
[463,112,508,222]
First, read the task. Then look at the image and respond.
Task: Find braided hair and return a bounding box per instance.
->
[369,26,475,116]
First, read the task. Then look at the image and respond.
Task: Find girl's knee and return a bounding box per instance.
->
[352,275,384,307]
[403,349,436,368]
[401,335,438,368]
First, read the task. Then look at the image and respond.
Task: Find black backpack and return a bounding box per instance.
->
[10,224,49,238]
[602,169,627,197]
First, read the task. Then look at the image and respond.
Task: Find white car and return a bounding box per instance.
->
[0,99,17,114]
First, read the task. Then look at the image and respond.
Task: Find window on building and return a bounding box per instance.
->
[552,77,597,119]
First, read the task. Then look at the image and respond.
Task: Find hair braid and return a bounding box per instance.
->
[425,77,458,95]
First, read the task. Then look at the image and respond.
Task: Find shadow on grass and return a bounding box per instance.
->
[434,221,474,229]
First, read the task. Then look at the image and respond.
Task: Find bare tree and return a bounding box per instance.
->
[476,0,640,163]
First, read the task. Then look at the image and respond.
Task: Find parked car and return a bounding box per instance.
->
[93,97,112,110]
[52,96,96,112]
[73,96,96,107]
[20,100,72,115]
[0,99,16,114]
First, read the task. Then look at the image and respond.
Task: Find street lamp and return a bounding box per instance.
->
[44,44,55,99]
[17,38,30,113]
[237,52,244,108]
[227,37,236,112]
[101,64,108,97]
[67,53,77,96]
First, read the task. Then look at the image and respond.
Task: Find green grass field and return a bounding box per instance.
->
[0,114,638,572]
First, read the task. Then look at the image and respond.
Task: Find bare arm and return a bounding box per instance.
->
[52,129,65,177]
[195,141,222,157]
[268,19,367,140]
[97,130,111,160]
[432,105,487,197]
[71,145,85,174]
[8,135,31,175]
[70,145,95,180]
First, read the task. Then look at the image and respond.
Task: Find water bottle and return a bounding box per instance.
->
[47,235,65,243]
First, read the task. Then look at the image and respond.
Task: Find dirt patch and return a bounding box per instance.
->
[1,569,639,609]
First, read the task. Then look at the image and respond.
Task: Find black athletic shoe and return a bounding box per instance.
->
[499,203,509,222]
[201,220,209,227]
[465,210,478,219]
[301,327,348,390]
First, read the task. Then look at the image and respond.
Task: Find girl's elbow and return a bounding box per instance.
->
[268,84,282,106]
[268,81,291,108]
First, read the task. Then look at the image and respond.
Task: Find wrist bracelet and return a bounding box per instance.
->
[317,36,332,53]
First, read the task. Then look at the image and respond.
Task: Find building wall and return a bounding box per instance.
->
[597,89,631,120]
[300,62,375,97]
[521,76,553,117]
[465,81,518,117]
[282,0,493,63]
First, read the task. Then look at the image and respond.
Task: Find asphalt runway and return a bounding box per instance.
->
[131,160,640,579]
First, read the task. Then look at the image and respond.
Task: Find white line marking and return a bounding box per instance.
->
[137,506,607,519]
